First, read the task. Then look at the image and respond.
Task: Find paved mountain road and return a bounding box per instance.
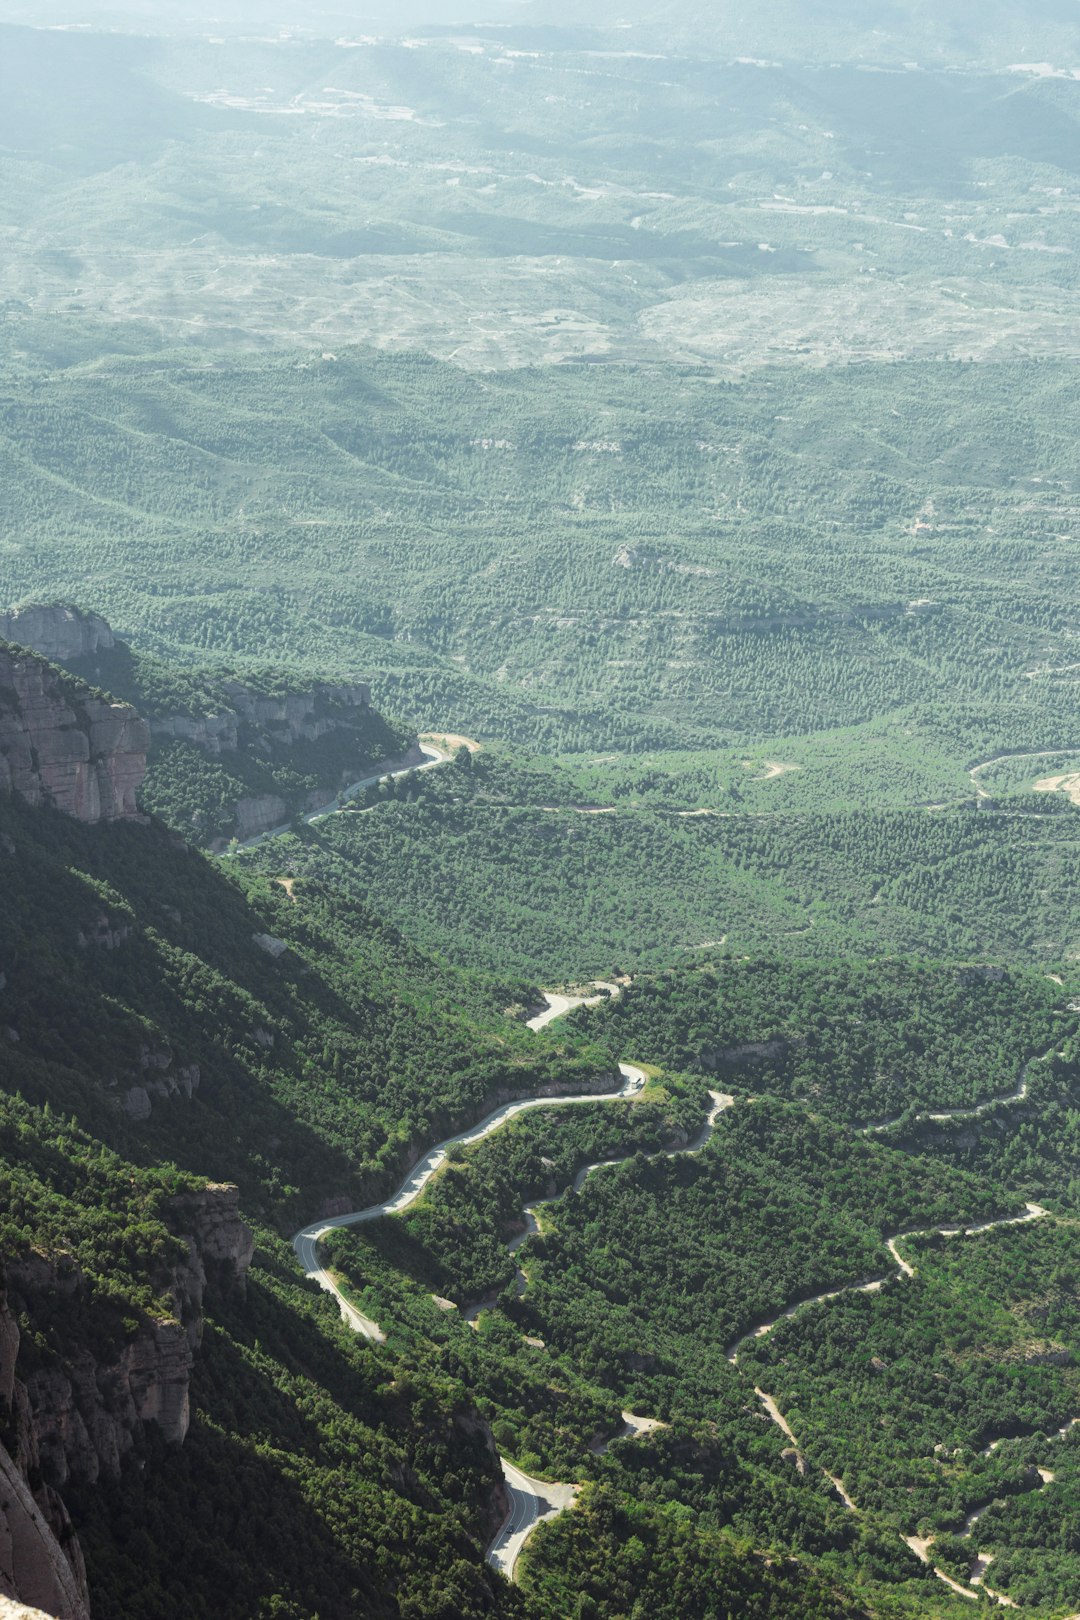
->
[226,741,448,853]
[293,1063,646,1334]
[291,1061,738,1580]
[292,1063,652,1580]
[490,1462,578,1581]
[525,983,622,1031]
[282,757,1067,1601]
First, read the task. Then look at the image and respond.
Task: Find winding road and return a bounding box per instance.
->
[276,744,1068,1601]
[860,1059,1037,1135]
[525,983,623,1031]
[466,1084,735,1328]
[902,1416,1080,1609]
[227,740,449,853]
[293,1061,647,1336]
[292,1039,733,1579]
[968,748,1080,801]
[267,748,644,1582]
[292,1060,655,1577]
[293,951,1065,1594]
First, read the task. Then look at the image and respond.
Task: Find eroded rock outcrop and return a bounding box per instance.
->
[0,648,147,823]
[0,608,112,666]
[17,1317,193,1490]
[0,1440,90,1620]
[699,1038,790,1072]
[234,794,288,841]
[152,678,373,756]
[0,1185,253,1616]
[0,1293,90,1620]
[166,1183,256,1301]
[119,1047,201,1121]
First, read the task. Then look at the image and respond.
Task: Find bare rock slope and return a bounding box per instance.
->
[0,1186,253,1619]
[0,608,112,667]
[0,647,147,822]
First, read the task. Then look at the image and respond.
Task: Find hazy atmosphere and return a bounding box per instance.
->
[1,4,1080,1619]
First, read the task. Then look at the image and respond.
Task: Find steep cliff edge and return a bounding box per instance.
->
[0,609,112,667]
[0,603,412,844]
[0,647,147,824]
[151,676,373,756]
[1,604,375,760]
[0,1184,252,1619]
[0,1286,90,1620]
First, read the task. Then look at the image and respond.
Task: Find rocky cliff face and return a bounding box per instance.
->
[152,678,373,755]
[120,1046,201,1122]
[0,609,113,666]
[167,1183,256,1304]
[0,1430,89,1620]
[0,649,147,823]
[0,1186,253,1618]
[0,1598,82,1620]
[0,1278,94,1620]
[232,793,289,842]
[0,606,400,846]
[1,607,374,763]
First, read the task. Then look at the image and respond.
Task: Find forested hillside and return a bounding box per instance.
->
[0,776,609,1618]
[4,5,1080,1617]
[7,697,1077,1615]
[6,342,1080,772]
[236,746,1080,977]
[0,762,975,1619]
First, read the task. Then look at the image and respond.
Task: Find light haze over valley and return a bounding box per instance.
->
[1,5,1080,1619]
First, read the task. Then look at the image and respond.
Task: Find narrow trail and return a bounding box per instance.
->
[860,1060,1036,1135]
[968,747,1080,800]
[736,1201,1054,1610]
[293,1061,649,1341]
[473,1083,734,1561]
[946,1414,1080,1596]
[727,1204,1046,1363]
[983,1417,1080,1457]
[294,971,1061,1592]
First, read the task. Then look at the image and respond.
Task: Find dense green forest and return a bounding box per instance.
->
[0,1084,516,1618]
[67,1227,515,1620]
[572,958,1073,1124]
[8,759,1071,1614]
[6,334,1080,775]
[5,8,1080,1616]
[5,628,1076,1614]
[0,1094,201,1350]
[741,1219,1080,1609]
[237,748,1080,977]
[330,1084,1080,1611]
